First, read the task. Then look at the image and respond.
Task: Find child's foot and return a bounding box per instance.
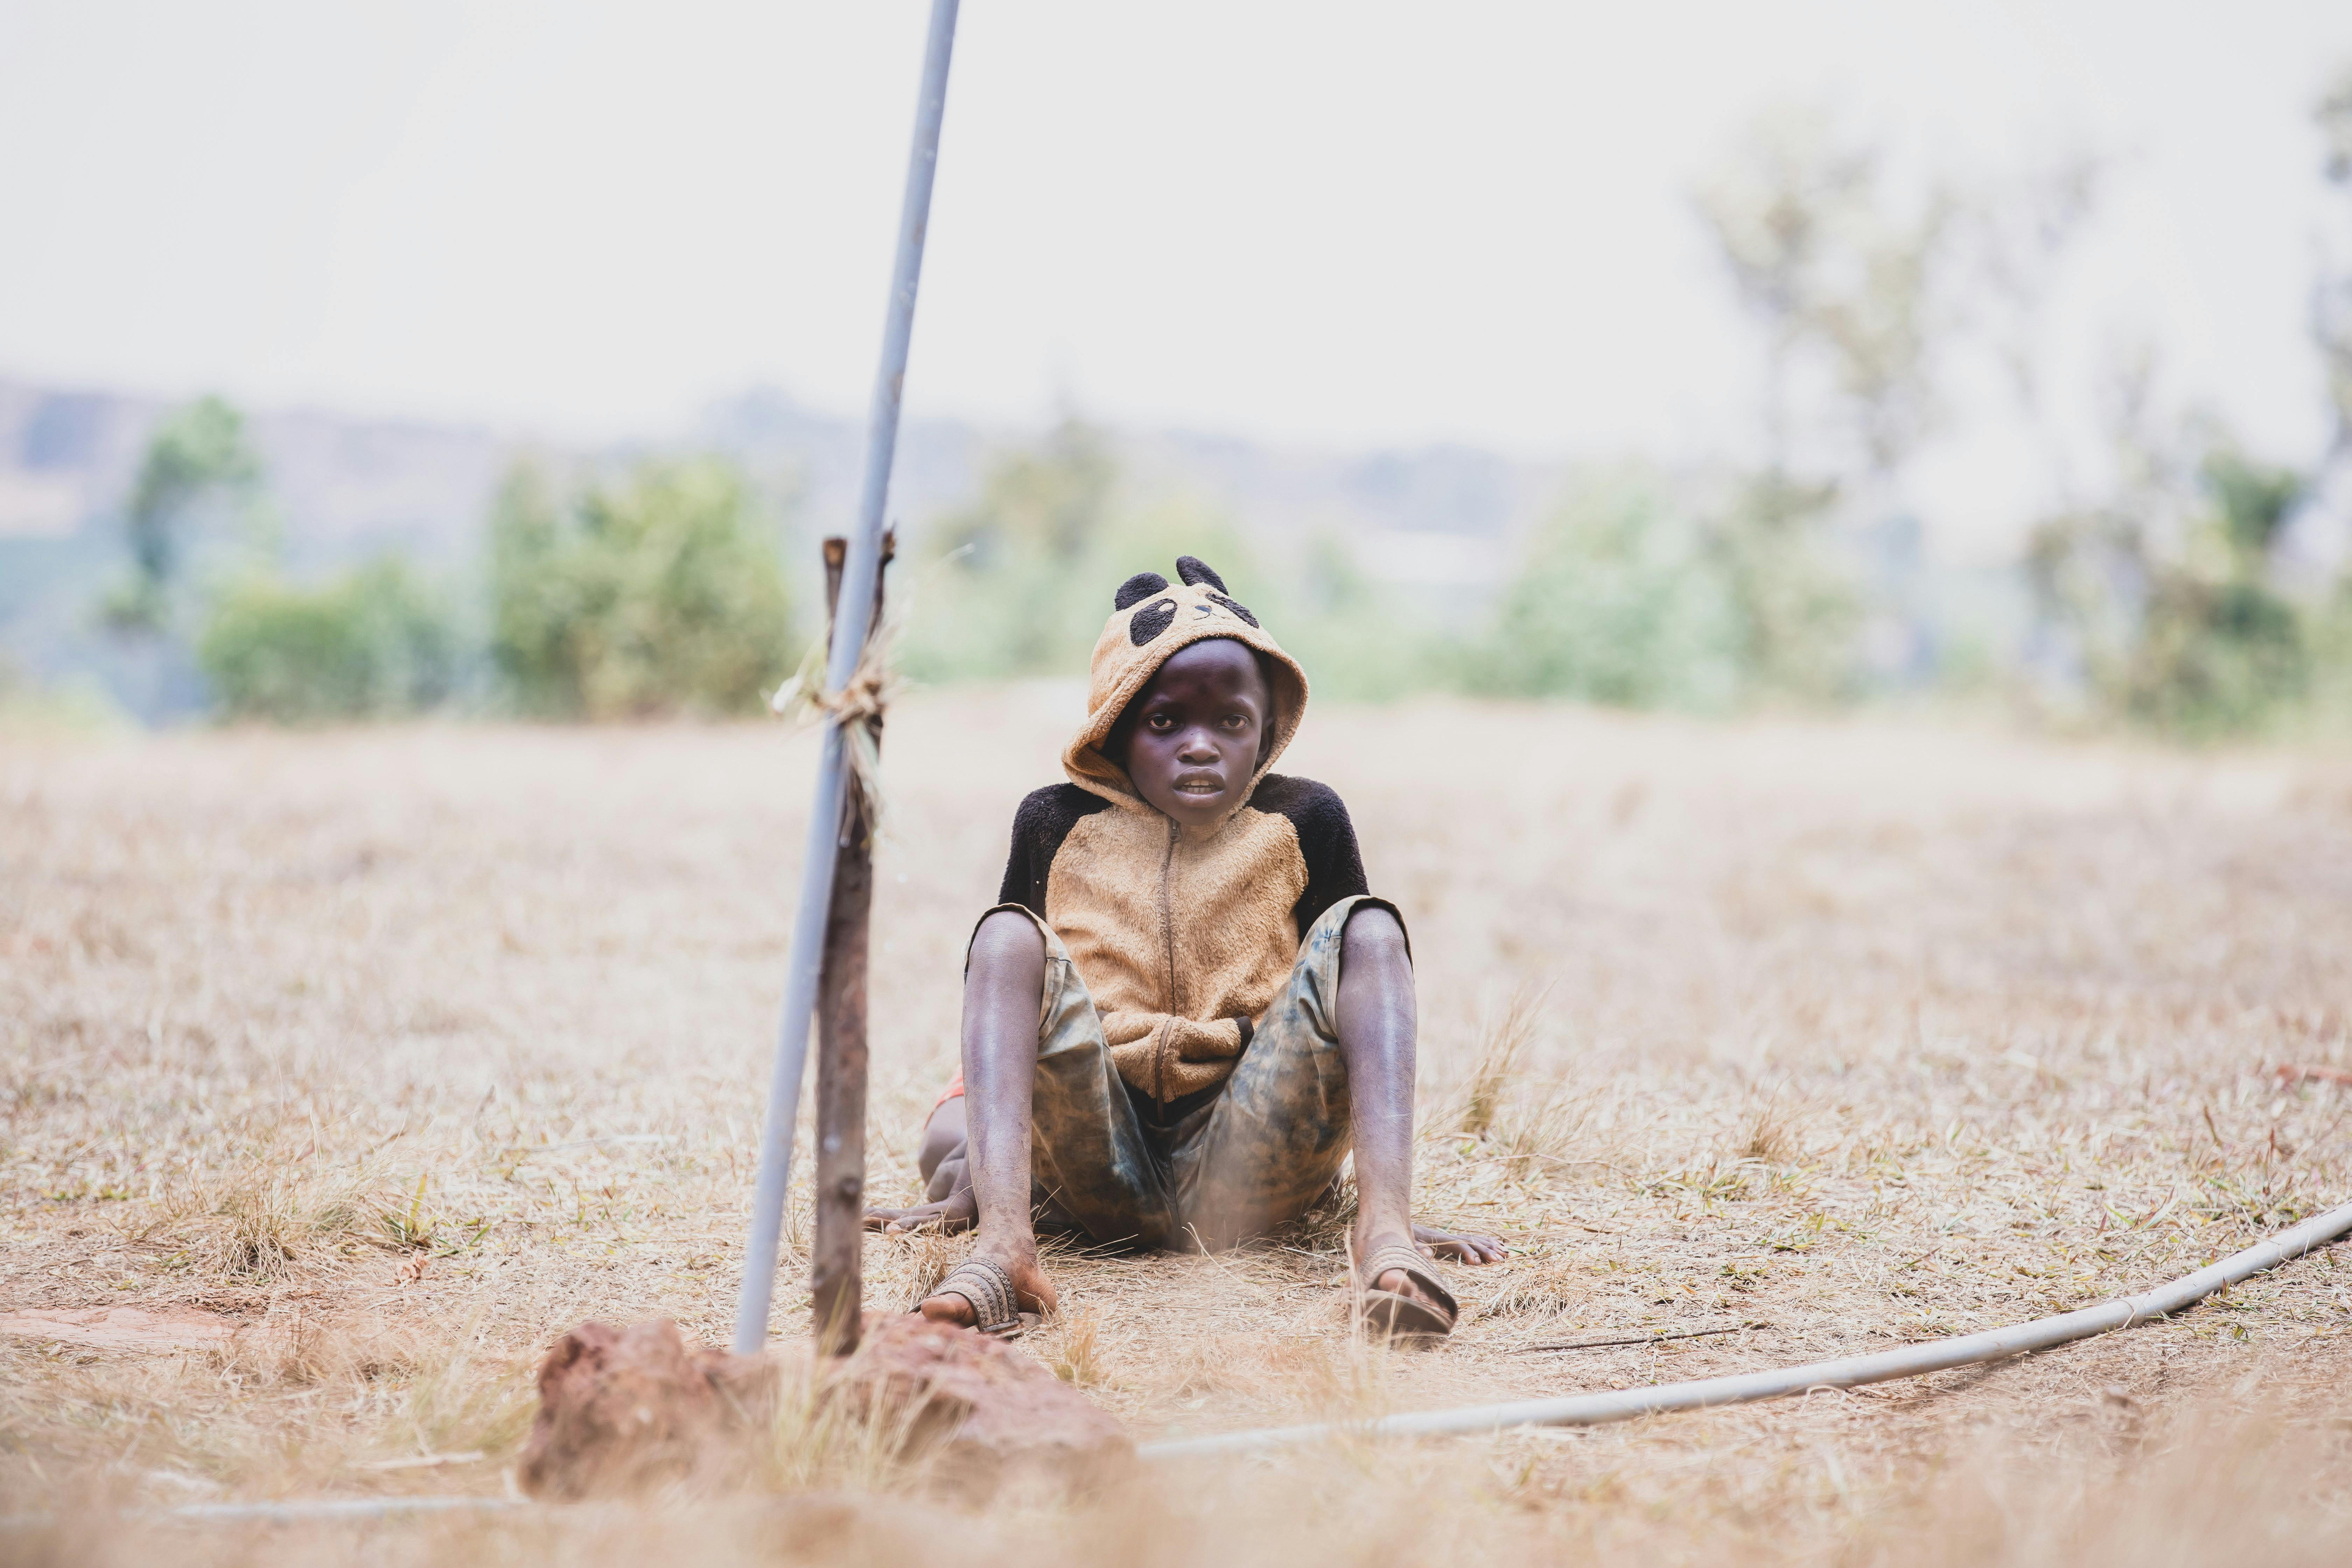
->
[1354,1230,1461,1340]
[916,1241,1057,1326]
[1350,1223,1504,1319]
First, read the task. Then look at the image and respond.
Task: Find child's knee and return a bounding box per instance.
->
[967,909,1046,979]
[1340,903,1408,967]
[917,1097,967,1183]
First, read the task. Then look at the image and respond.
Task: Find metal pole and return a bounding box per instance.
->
[734,0,960,1357]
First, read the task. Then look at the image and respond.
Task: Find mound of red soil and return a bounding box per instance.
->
[516,1319,777,1500]
[830,1311,1133,1493]
[518,1313,1130,1500]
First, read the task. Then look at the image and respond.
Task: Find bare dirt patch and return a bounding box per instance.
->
[0,1306,240,1354]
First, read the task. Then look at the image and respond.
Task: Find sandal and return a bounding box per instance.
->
[1356,1242,1458,1342]
[919,1257,1037,1337]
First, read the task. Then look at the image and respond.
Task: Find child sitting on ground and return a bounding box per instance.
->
[865,556,1503,1338]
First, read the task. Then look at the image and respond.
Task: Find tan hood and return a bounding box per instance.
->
[1062,556,1309,813]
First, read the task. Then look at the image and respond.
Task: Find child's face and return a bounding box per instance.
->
[1112,638,1273,829]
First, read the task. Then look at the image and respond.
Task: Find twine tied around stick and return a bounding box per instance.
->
[769,614,903,836]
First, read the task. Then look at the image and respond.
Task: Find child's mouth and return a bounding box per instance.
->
[1173,774,1224,796]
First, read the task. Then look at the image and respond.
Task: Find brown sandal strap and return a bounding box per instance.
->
[1360,1244,1459,1322]
[927,1257,1019,1334]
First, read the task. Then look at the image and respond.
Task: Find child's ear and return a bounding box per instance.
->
[1253,651,1280,768]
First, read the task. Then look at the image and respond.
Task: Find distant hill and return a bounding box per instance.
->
[0,377,1556,702]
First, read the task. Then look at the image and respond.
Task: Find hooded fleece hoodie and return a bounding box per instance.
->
[993,556,1378,1102]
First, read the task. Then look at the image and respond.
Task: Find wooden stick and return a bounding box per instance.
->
[1506,1322,1764,1354]
[810,532,893,1355]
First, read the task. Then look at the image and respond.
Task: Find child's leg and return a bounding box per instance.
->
[919,909,1057,1323]
[873,903,1177,1318]
[1176,897,1505,1282]
[918,1095,967,1198]
[1332,904,1505,1291]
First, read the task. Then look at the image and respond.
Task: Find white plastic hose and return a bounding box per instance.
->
[1138,1197,2352,1460]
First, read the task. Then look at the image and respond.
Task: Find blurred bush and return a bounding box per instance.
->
[487,457,794,719]
[198,559,457,723]
[1462,470,1741,709]
[2029,406,2314,739]
[898,418,1274,682]
[1456,467,1862,712]
[99,395,266,635]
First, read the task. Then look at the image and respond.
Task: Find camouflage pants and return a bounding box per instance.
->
[975,893,1402,1252]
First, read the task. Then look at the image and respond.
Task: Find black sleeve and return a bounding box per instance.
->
[996,784,1111,917]
[1248,775,1371,938]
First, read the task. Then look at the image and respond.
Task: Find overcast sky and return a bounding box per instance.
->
[4,0,2351,554]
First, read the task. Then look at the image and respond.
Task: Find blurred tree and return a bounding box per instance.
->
[1696,111,2094,492]
[487,457,794,719]
[899,417,1274,686]
[198,558,456,723]
[934,416,1116,566]
[103,395,262,631]
[2316,65,2352,452]
[2028,358,2309,738]
[910,417,1120,677]
[1694,111,2096,699]
[1694,112,1953,484]
[1703,471,1864,704]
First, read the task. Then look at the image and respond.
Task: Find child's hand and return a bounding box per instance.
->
[866,1136,977,1234]
[1413,1222,1508,1265]
[863,1186,978,1234]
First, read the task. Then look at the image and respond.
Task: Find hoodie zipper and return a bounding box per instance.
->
[1155,817,1180,1103]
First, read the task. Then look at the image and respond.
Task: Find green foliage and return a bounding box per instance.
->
[105,395,264,632]
[1459,467,1860,711]
[1465,472,1740,709]
[901,419,1122,680]
[2318,65,2352,444]
[2030,422,2312,739]
[486,457,794,719]
[1273,534,1450,704]
[897,419,1271,686]
[198,559,457,723]
[1706,472,1865,703]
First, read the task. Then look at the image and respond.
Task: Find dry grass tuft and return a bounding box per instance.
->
[1488,1077,1600,1183]
[1737,1086,1797,1165]
[1456,986,1547,1136]
[1046,1305,1108,1388]
[160,1155,381,1285]
[1477,1248,1590,1321]
[758,1351,946,1496]
[874,1227,966,1312]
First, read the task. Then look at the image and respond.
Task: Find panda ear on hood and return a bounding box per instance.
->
[1174,556,1227,593]
[1113,571,1170,610]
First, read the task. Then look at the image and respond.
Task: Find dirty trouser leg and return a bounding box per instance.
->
[965,904,1179,1250]
[1169,895,1406,1251]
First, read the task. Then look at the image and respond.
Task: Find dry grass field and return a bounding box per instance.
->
[6,690,2352,1564]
